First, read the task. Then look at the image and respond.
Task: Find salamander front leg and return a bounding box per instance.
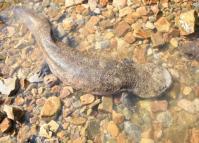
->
[38,62,51,78]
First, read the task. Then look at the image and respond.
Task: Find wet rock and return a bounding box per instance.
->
[73,137,85,143]
[141,129,152,139]
[28,72,43,83]
[175,110,197,129]
[52,0,65,5]
[60,86,73,98]
[51,85,61,94]
[0,55,6,62]
[44,74,59,87]
[62,19,74,31]
[133,26,151,39]
[88,98,101,109]
[116,133,128,143]
[115,21,130,37]
[46,7,59,19]
[113,0,127,9]
[163,126,189,143]
[99,20,114,29]
[0,111,6,122]
[161,0,169,7]
[0,136,15,143]
[98,96,113,113]
[183,86,192,96]
[17,125,34,143]
[70,116,87,125]
[112,110,124,124]
[94,8,101,15]
[156,111,172,127]
[102,9,114,18]
[150,32,165,48]
[178,99,194,113]
[107,121,119,138]
[48,120,59,132]
[178,10,197,35]
[75,5,87,14]
[154,17,170,32]
[140,138,154,143]
[133,45,147,64]
[99,0,108,7]
[124,121,141,143]
[122,107,133,120]
[73,100,81,108]
[80,94,95,105]
[151,100,168,112]
[190,128,199,143]
[145,21,155,30]
[65,0,84,7]
[84,16,100,34]
[95,40,110,49]
[153,123,162,140]
[87,16,100,27]
[6,26,15,37]
[40,124,57,137]
[170,38,178,48]
[194,99,199,112]
[0,20,3,29]
[177,98,199,113]
[42,0,50,7]
[40,96,61,118]
[3,105,25,121]
[102,134,116,143]
[136,6,148,16]
[44,138,59,143]
[19,79,29,90]
[88,0,97,11]
[0,77,19,96]
[138,100,151,112]
[124,32,136,44]
[0,118,12,133]
[39,124,53,138]
[142,0,158,5]
[86,120,100,140]
[119,7,132,17]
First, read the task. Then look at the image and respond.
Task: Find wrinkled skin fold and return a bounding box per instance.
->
[13,7,172,98]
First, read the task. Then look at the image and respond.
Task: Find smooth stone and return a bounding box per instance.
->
[156,111,172,127]
[3,105,25,121]
[40,96,62,118]
[0,77,19,96]
[124,121,141,143]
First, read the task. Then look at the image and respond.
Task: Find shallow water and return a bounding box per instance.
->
[0,1,199,143]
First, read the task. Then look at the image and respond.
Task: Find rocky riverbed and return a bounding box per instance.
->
[0,0,199,143]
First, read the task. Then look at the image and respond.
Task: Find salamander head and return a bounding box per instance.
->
[132,63,172,98]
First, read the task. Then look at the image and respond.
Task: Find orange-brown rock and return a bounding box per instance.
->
[99,0,108,7]
[124,32,136,44]
[155,17,170,32]
[115,21,130,37]
[190,128,199,143]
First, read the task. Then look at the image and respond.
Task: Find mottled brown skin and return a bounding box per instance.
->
[13,7,172,98]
